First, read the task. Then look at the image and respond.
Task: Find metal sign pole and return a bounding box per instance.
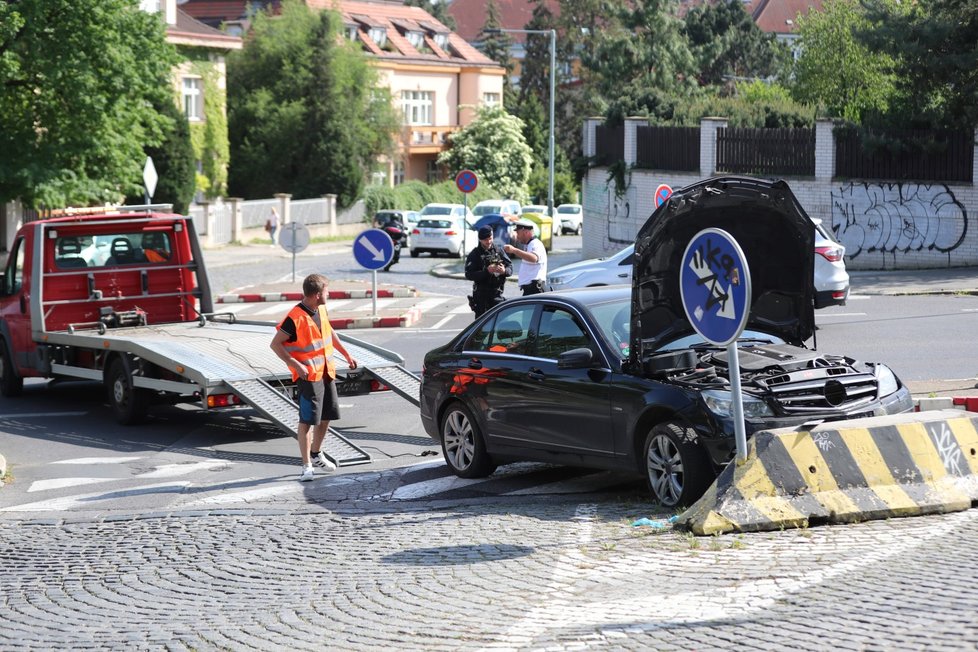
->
[291,223,297,283]
[727,342,748,462]
[463,192,468,254]
[372,269,378,317]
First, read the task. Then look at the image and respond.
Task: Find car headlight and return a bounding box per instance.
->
[702,389,774,418]
[875,364,899,397]
[548,271,582,286]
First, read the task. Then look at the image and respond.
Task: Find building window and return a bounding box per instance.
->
[405,31,424,48]
[401,90,433,126]
[483,92,501,108]
[139,0,160,12]
[368,27,387,47]
[394,161,405,185]
[182,77,203,121]
[433,33,449,49]
[426,160,440,184]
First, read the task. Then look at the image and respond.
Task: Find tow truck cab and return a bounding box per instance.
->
[0,209,208,384]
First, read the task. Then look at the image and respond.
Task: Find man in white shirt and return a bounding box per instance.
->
[504,219,548,295]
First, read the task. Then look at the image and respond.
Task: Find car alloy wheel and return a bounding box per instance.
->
[644,421,712,508]
[440,403,496,478]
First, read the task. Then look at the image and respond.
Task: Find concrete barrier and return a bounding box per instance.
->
[678,410,978,535]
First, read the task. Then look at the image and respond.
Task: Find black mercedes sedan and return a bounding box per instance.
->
[419,177,915,507]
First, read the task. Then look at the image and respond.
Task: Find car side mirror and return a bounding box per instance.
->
[557,347,593,369]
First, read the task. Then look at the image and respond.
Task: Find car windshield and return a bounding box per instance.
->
[473,205,501,216]
[557,206,581,214]
[421,206,452,216]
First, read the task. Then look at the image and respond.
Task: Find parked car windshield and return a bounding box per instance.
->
[420,206,453,216]
[557,205,581,214]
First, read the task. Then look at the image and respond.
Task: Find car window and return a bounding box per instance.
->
[589,300,631,356]
[557,206,580,214]
[534,307,590,360]
[418,219,452,229]
[421,206,451,216]
[467,305,536,355]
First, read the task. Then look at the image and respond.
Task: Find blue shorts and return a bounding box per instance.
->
[296,378,340,426]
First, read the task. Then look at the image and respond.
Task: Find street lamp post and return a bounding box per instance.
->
[484,27,556,219]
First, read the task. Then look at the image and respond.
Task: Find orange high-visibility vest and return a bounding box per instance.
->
[280,304,335,382]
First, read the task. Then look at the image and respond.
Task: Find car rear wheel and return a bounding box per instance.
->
[643,421,713,508]
[574,224,582,236]
[441,403,496,478]
[410,249,420,258]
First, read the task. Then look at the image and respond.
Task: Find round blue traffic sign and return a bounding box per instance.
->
[679,228,751,346]
[353,229,394,270]
[654,184,673,208]
[455,169,478,194]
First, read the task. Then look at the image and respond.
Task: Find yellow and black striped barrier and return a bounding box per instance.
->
[678,410,978,535]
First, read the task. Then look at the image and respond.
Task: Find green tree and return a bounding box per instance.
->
[0,0,178,209]
[437,106,533,202]
[860,0,978,129]
[790,0,898,123]
[126,96,196,213]
[582,0,698,123]
[684,0,789,87]
[226,0,399,207]
[478,0,514,100]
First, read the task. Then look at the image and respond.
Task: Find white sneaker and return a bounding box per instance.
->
[299,465,315,482]
[312,451,337,472]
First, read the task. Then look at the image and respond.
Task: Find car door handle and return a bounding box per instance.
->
[19,294,27,314]
[617,272,628,278]
[528,367,545,381]
[468,358,483,370]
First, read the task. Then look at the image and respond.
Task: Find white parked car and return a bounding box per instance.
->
[472,199,521,220]
[521,204,553,217]
[410,216,471,258]
[549,221,850,309]
[555,203,583,235]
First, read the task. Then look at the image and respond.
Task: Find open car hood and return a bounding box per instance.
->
[629,176,815,366]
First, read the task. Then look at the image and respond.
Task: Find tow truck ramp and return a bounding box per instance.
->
[227,378,370,467]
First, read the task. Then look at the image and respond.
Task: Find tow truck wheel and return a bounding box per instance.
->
[106,357,149,425]
[0,339,24,397]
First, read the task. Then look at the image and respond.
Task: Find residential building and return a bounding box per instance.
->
[156,0,243,200]
[182,0,505,186]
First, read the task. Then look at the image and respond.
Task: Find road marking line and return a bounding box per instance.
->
[815,312,867,317]
[50,456,142,465]
[28,477,121,493]
[0,481,192,512]
[140,461,230,478]
[429,314,457,329]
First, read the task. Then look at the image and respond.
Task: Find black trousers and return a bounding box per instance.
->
[520,280,545,296]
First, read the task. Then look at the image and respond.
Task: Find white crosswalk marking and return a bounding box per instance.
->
[1,482,192,512]
[28,477,117,493]
[139,461,230,478]
[50,456,142,465]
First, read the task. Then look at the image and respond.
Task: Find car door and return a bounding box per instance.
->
[500,304,615,456]
[0,235,36,372]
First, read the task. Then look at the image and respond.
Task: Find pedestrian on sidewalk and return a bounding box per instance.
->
[265,207,279,246]
[270,273,357,482]
[465,225,513,317]
[504,219,548,295]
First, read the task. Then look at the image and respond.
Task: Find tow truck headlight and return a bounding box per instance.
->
[876,364,899,397]
[702,389,774,418]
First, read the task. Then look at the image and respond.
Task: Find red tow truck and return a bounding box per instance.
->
[0,206,419,465]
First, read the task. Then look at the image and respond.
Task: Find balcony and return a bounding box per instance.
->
[401,125,458,154]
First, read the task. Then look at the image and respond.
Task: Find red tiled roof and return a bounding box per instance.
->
[448,0,560,43]
[749,0,824,34]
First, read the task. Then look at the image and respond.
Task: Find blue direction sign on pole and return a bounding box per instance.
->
[354,229,394,270]
[679,228,751,346]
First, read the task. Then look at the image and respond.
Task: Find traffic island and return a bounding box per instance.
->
[677,410,978,535]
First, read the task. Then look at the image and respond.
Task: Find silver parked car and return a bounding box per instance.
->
[548,222,850,309]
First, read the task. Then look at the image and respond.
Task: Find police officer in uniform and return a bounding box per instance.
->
[464,225,513,317]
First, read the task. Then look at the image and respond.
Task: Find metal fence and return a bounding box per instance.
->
[835,128,974,182]
[636,126,700,171]
[595,125,624,165]
[716,127,816,177]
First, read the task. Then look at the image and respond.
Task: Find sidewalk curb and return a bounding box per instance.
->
[329,305,422,330]
[0,452,6,484]
[914,397,978,412]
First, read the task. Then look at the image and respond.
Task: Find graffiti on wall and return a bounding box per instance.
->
[831,183,967,258]
[607,184,638,246]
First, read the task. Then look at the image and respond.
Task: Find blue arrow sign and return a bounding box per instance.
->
[679,228,751,346]
[354,229,394,270]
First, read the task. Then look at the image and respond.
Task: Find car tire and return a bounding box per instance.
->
[410,249,419,258]
[574,224,582,236]
[106,357,149,425]
[643,421,713,508]
[440,402,496,478]
[0,337,24,397]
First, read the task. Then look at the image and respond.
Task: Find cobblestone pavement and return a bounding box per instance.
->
[3,496,978,650]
